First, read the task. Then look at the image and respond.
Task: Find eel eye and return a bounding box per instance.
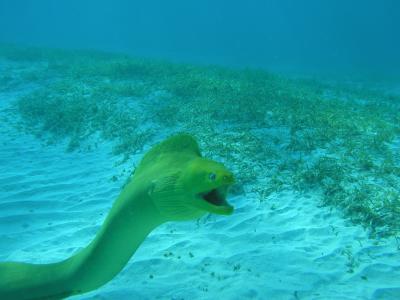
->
[209,173,216,181]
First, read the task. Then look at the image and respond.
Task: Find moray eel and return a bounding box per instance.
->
[0,134,235,300]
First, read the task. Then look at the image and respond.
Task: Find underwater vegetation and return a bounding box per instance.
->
[1,44,399,238]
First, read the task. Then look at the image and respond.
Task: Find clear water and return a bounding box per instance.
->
[0,1,399,300]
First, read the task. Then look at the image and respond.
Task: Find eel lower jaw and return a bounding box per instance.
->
[195,185,234,215]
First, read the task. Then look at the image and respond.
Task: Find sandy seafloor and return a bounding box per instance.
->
[0,87,400,300]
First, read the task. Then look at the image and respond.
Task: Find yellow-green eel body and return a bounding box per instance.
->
[0,134,235,300]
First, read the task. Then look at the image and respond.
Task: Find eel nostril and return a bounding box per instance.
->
[223,175,232,182]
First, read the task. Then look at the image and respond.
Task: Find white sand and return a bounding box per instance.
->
[1,90,399,300]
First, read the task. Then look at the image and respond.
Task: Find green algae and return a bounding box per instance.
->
[16,78,153,157]
[2,44,399,238]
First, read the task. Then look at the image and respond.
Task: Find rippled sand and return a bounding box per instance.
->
[1,91,399,300]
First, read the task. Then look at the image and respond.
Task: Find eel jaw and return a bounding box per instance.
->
[194,185,234,215]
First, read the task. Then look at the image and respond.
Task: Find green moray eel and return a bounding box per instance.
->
[0,134,235,300]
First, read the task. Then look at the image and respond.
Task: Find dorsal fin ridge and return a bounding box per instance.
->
[135,133,201,175]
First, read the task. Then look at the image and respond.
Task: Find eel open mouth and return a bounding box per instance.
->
[196,185,233,215]
[200,188,226,206]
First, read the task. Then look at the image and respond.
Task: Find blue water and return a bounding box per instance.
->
[0,1,400,300]
[0,0,399,76]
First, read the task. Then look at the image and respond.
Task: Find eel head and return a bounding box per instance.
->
[180,157,235,217]
[141,134,235,221]
[150,157,235,221]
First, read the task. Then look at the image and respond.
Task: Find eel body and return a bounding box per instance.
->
[0,134,235,299]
